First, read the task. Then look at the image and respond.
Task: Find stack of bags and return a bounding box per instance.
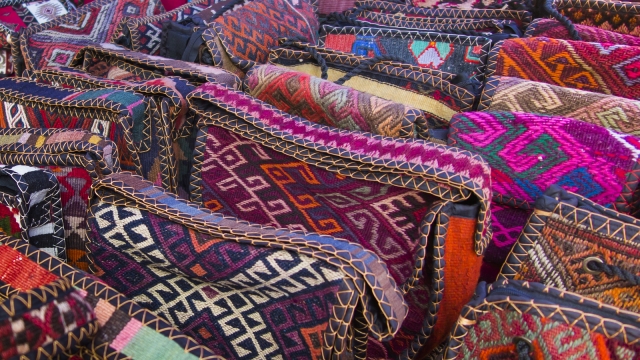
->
[0,0,638,359]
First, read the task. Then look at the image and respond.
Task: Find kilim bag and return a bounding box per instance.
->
[552,0,640,37]
[27,66,196,194]
[115,0,239,56]
[158,0,247,62]
[444,280,640,359]
[187,82,492,358]
[243,64,424,138]
[0,233,224,359]
[524,18,640,46]
[88,171,407,359]
[499,185,640,312]
[14,0,164,73]
[485,37,640,100]
[319,25,492,81]
[448,111,640,275]
[269,41,477,135]
[200,0,319,74]
[0,0,70,76]
[0,277,97,359]
[0,77,149,176]
[0,128,119,271]
[0,165,65,260]
[479,76,640,136]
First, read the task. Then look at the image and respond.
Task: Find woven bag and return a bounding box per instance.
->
[159,0,248,62]
[0,128,118,271]
[114,0,239,56]
[479,76,640,136]
[486,37,640,100]
[0,233,223,359]
[200,0,319,74]
[88,171,406,359]
[500,185,640,312]
[0,277,97,359]
[524,18,640,46]
[0,77,149,174]
[14,0,164,74]
[27,66,196,194]
[319,25,492,82]
[0,165,65,260]
[244,64,425,138]
[443,280,640,359]
[0,0,70,76]
[553,0,640,37]
[268,41,476,136]
[187,82,492,358]
[448,111,640,274]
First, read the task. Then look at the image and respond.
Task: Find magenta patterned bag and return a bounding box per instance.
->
[448,111,640,275]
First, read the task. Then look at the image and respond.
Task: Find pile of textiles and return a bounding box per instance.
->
[0,0,639,358]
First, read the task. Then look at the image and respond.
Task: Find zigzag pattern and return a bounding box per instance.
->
[501,189,640,313]
[449,111,640,213]
[481,76,640,136]
[213,0,319,69]
[487,37,640,100]
[445,281,640,359]
[0,233,222,359]
[555,0,640,37]
[245,65,420,138]
[89,196,348,359]
[525,19,640,46]
[319,25,491,81]
[20,0,164,69]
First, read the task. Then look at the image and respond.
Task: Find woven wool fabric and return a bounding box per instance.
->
[525,18,640,46]
[269,43,475,133]
[244,64,423,138]
[29,67,197,193]
[70,43,241,197]
[0,77,144,175]
[480,76,640,136]
[555,0,640,37]
[483,202,531,270]
[319,25,491,81]
[449,111,640,213]
[487,37,640,100]
[188,82,492,358]
[0,233,223,359]
[0,165,65,260]
[0,203,20,238]
[449,111,640,265]
[207,0,319,70]
[121,0,234,56]
[0,277,97,358]
[0,128,120,271]
[88,171,406,360]
[500,186,640,313]
[445,280,640,360]
[17,0,164,72]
